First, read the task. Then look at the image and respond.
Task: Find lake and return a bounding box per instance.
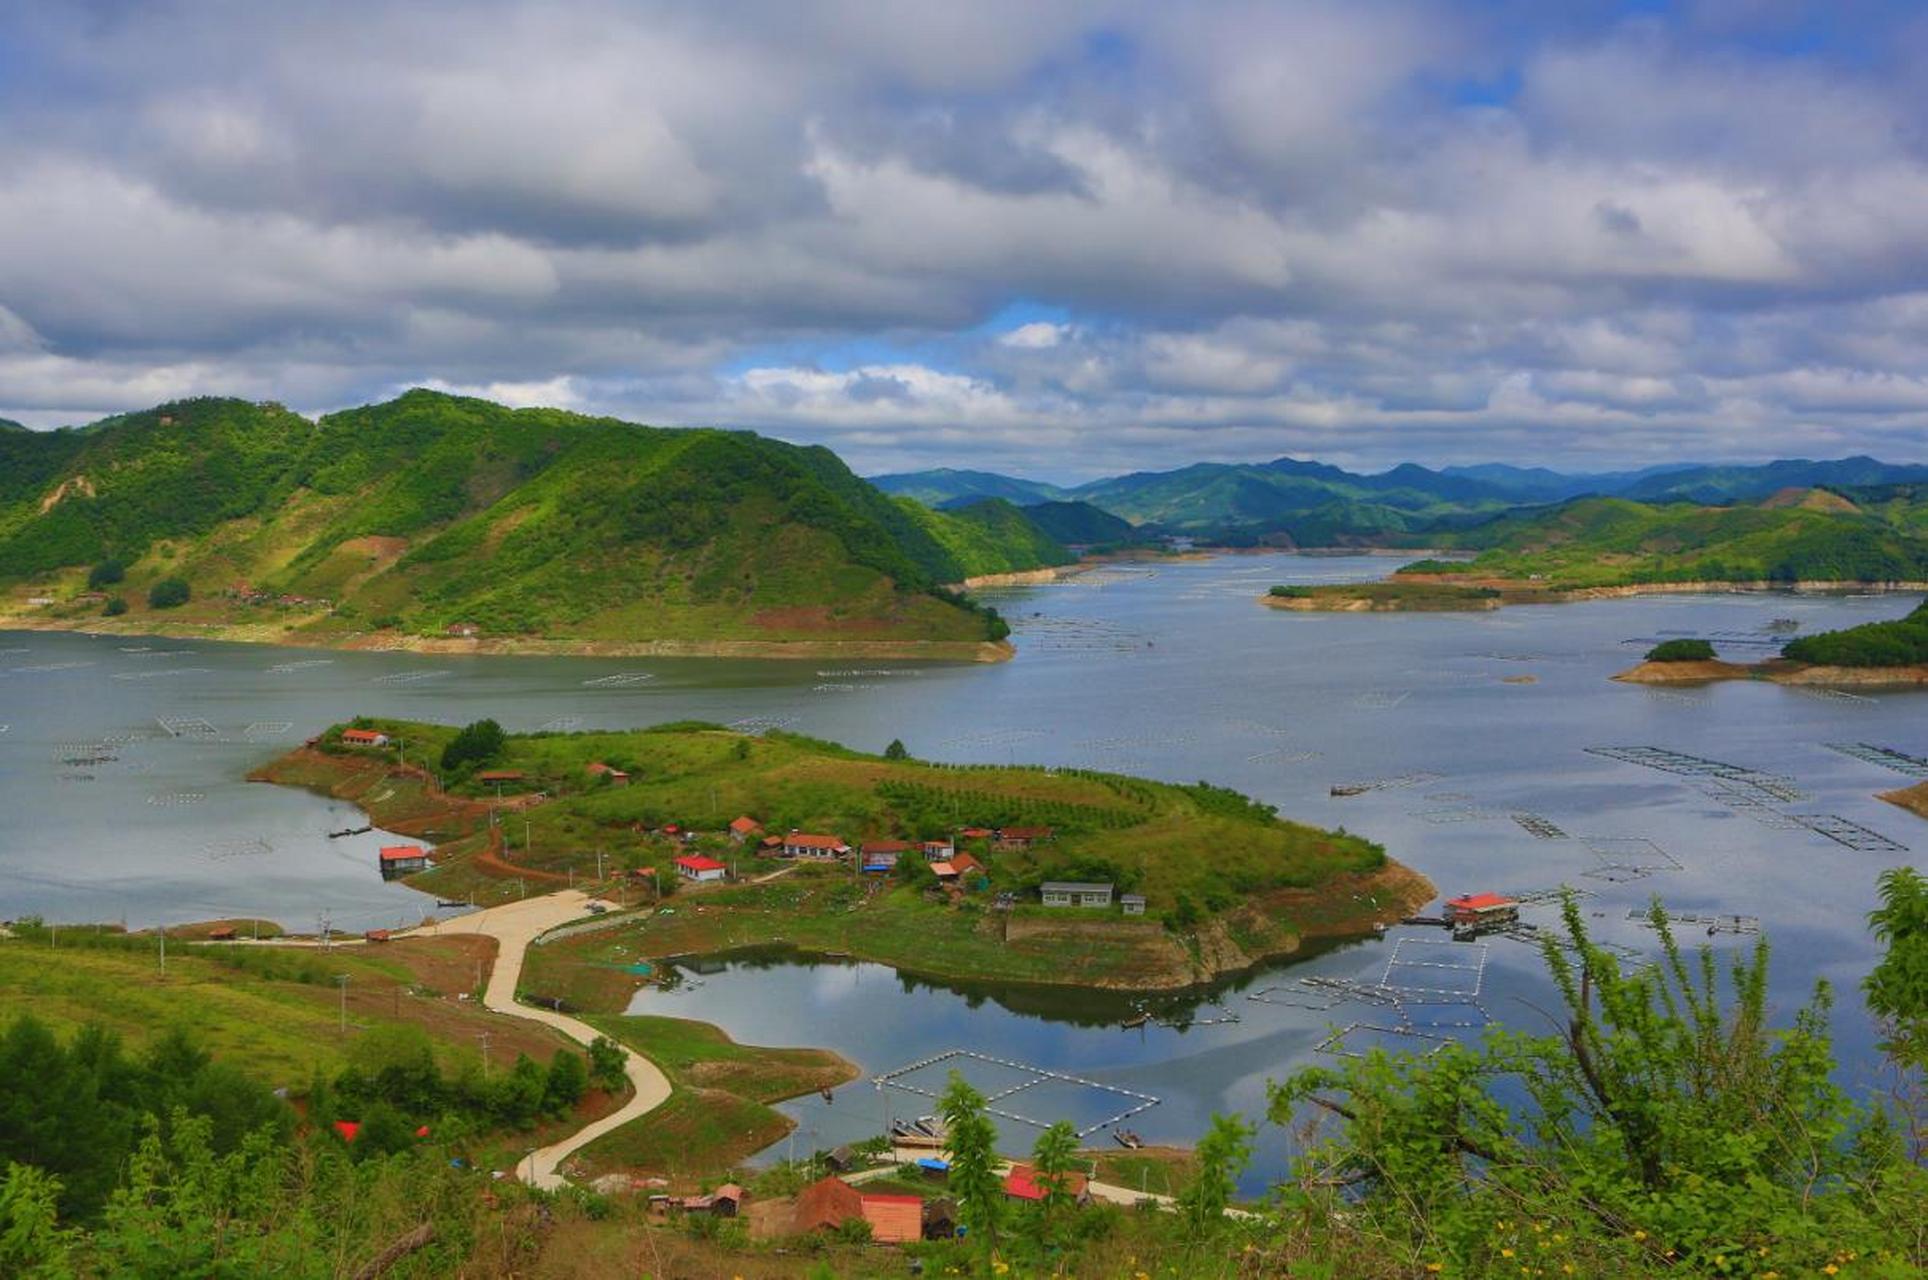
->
[3,553,1923,1187]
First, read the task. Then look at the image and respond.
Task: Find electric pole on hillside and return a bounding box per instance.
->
[158,923,166,977]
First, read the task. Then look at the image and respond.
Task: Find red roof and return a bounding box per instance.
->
[1002,1164,1087,1201]
[958,827,993,839]
[415,1125,430,1138]
[1447,893,1517,911]
[785,833,846,850]
[340,729,385,743]
[999,826,1053,840]
[379,845,426,863]
[730,816,762,833]
[333,1120,360,1143]
[793,1176,863,1233]
[861,840,912,854]
[586,762,626,776]
[675,854,726,873]
[949,852,983,875]
[929,861,957,877]
[859,1194,924,1243]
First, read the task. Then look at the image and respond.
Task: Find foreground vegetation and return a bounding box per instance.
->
[0,391,1067,654]
[3,869,1920,1277]
[257,718,1419,989]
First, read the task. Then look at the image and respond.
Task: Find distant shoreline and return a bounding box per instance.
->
[1611,657,1928,687]
[1261,577,1928,613]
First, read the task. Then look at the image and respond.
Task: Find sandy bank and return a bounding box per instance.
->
[1259,592,1499,613]
[955,565,1085,589]
[1396,575,1928,603]
[1881,780,1928,823]
[1613,658,1928,687]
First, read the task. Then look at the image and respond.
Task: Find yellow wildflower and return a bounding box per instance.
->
[1632,1230,1647,1242]
[1501,1248,1515,1259]
[1426,1266,1443,1274]
[1824,1267,1839,1276]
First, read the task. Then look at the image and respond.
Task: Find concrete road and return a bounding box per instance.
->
[445,891,673,1189]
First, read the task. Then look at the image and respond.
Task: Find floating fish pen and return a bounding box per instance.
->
[156,716,220,739]
[726,714,798,734]
[1330,771,1442,797]
[371,669,450,685]
[539,716,583,732]
[1793,686,1875,706]
[111,667,211,681]
[1825,743,1928,778]
[1245,747,1320,764]
[1413,806,1507,824]
[1644,688,1710,706]
[1351,690,1414,710]
[266,658,334,673]
[1511,812,1569,840]
[872,1049,1159,1139]
[580,671,654,688]
[205,837,274,861]
[1788,813,1908,853]
[242,721,295,740]
[1629,909,1760,936]
[146,791,208,806]
[1313,1022,1455,1060]
[1580,836,1683,883]
[1493,922,1644,963]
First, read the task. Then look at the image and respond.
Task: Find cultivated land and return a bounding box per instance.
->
[0,391,1084,661]
[252,719,1429,991]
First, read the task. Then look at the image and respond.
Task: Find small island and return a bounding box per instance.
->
[1261,581,1501,611]
[1612,600,1928,686]
[254,719,1432,993]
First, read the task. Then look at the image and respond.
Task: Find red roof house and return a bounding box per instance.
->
[1002,1163,1089,1204]
[1443,893,1520,930]
[792,1176,864,1234]
[674,854,728,883]
[340,728,388,747]
[782,832,850,859]
[729,816,763,842]
[378,845,429,879]
[948,852,983,877]
[859,1194,924,1244]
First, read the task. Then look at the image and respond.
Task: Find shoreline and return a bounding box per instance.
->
[0,613,1015,663]
[1260,577,1928,614]
[1613,657,1928,687]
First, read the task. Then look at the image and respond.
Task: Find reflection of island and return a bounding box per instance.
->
[254,717,1433,993]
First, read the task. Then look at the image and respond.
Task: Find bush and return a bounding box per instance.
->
[147,578,191,609]
[1645,638,1716,662]
[87,559,125,589]
[102,596,127,617]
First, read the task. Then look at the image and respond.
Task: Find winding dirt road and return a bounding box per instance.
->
[441,891,671,1188]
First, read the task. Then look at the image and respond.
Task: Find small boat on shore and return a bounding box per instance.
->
[1113,1130,1144,1149]
[327,825,372,839]
[1121,1010,1151,1029]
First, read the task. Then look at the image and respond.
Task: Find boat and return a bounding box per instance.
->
[327,825,372,839]
[1121,1011,1151,1029]
[1113,1130,1144,1149]
[1330,784,1369,797]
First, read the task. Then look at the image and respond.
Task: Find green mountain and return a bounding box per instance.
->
[0,391,1050,653]
[1401,493,1928,589]
[1618,457,1928,504]
[894,497,1073,579]
[868,467,1069,508]
[1018,500,1139,546]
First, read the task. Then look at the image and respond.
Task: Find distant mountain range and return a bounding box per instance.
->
[871,455,1928,542]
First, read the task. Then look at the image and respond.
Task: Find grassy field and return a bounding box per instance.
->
[565,1012,856,1184]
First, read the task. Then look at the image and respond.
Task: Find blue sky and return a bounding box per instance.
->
[2,1,1928,481]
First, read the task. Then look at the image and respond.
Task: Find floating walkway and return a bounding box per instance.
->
[1788,813,1908,853]
[1629,909,1760,936]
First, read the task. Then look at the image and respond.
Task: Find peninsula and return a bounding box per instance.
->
[1612,598,1928,687]
[0,391,1088,662]
[253,719,1431,993]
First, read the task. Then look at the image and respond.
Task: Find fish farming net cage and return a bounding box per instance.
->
[872,1049,1158,1139]
[1825,742,1928,779]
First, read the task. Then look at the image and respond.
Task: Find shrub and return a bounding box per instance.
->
[102,596,127,617]
[441,719,506,773]
[147,578,190,609]
[1645,638,1716,662]
[87,559,125,589]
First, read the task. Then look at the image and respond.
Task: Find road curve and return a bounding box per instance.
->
[444,891,672,1189]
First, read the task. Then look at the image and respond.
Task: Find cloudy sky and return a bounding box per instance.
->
[5,1,1928,479]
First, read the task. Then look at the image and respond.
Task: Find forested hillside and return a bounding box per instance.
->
[0,392,1057,652]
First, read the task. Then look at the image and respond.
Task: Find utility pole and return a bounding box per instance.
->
[478,1031,492,1077]
[335,974,350,1032]
[596,849,605,882]
[158,923,166,977]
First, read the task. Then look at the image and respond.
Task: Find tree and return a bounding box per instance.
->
[543,1050,587,1116]
[938,1072,1003,1261]
[1867,866,1928,1066]
[587,1037,628,1093]
[884,738,908,761]
[440,719,506,774]
[0,1164,74,1277]
[87,559,125,589]
[1027,1119,1080,1244]
[102,597,126,617]
[1176,1112,1252,1239]
[147,578,190,609]
[1645,638,1716,662]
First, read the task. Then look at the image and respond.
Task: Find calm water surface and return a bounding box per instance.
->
[3,554,1923,1186]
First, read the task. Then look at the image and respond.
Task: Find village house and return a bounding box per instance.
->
[996,825,1054,851]
[206,925,237,941]
[339,728,389,748]
[378,845,428,879]
[947,851,983,880]
[929,860,958,882]
[1040,881,1113,909]
[1002,1163,1090,1206]
[860,840,909,872]
[921,838,955,860]
[679,1183,742,1217]
[1121,893,1147,916]
[443,622,480,638]
[728,816,763,844]
[586,761,629,786]
[956,826,994,842]
[859,1194,924,1244]
[674,853,728,884]
[781,831,850,860]
[792,1175,864,1234]
[1444,892,1519,935]
[363,928,391,943]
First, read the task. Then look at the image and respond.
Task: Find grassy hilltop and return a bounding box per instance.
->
[256,719,1424,991]
[0,391,1081,656]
